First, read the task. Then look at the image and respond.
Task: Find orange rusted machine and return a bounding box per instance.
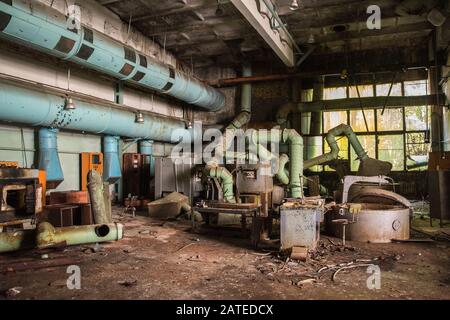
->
[80,153,103,191]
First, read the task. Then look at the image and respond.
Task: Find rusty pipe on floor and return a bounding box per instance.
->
[0,222,123,253]
[36,222,123,249]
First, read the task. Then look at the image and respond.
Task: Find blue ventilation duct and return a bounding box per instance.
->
[139,140,154,178]
[38,127,63,188]
[103,136,121,183]
[0,0,224,111]
[0,81,201,142]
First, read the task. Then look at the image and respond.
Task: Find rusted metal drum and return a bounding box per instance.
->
[325,203,410,243]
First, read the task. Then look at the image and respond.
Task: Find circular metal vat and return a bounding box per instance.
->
[325,203,410,243]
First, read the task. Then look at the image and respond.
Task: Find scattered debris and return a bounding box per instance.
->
[326,238,338,246]
[175,242,199,253]
[291,246,308,261]
[0,257,81,273]
[392,238,434,243]
[296,278,316,286]
[331,264,374,282]
[83,243,104,253]
[251,251,273,256]
[5,287,22,298]
[117,279,138,287]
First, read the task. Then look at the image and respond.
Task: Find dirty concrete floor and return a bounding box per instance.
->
[0,206,449,300]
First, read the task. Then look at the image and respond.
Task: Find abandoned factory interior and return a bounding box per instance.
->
[0,0,450,303]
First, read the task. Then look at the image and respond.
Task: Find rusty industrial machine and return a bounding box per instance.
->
[0,166,44,231]
[325,175,411,243]
[80,152,103,191]
[427,151,450,227]
[122,153,152,208]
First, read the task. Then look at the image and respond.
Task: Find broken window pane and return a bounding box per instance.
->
[350,135,376,171]
[376,83,402,96]
[323,87,347,100]
[378,135,404,171]
[406,132,429,171]
[404,80,427,96]
[349,85,374,98]
[350,110,375,132]
[405,106,429,131]
[376,108,403,131]
[323,111,347,132]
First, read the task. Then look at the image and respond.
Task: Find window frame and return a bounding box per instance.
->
[317,78,430,172]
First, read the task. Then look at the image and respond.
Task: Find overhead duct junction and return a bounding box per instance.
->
[0,0,225,111]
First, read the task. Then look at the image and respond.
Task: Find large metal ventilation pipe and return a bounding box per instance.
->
[103,136,121,183]
[0,81,200,142]
[38,128,64,189]
[0,0,225,111]
[139,140,155,178]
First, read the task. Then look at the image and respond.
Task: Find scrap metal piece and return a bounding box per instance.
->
[290,246,308,261]
[36,222,123,249]
[87,170,111,224]
[350,188,411,208]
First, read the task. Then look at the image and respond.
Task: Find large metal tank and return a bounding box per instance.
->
[325,203,410,243]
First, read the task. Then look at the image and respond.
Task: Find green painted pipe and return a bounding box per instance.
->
[282,129,304,198]
[215,63,253,162]
[204,165,235,203]
[247,129,280,176]
[276,102,296,127]
[304,124,368,168]
[406,161,428,170]
[241,62,252,113]
[251,128,304,198]
[0,230,35,253]
[0,222,123,253]
[36,222,123,249]
[276,153,290,185]
[227,111,251,130]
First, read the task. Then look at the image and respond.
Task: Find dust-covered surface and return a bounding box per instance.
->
[0,206,449,300]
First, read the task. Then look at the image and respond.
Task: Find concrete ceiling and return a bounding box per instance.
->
[96,0,436,69]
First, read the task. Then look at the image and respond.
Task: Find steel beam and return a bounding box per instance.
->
[230,0,295,66]
[298,95,446,112]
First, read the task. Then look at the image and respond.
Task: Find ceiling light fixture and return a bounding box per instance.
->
[64,95,76,110]
[135,111,145,124]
